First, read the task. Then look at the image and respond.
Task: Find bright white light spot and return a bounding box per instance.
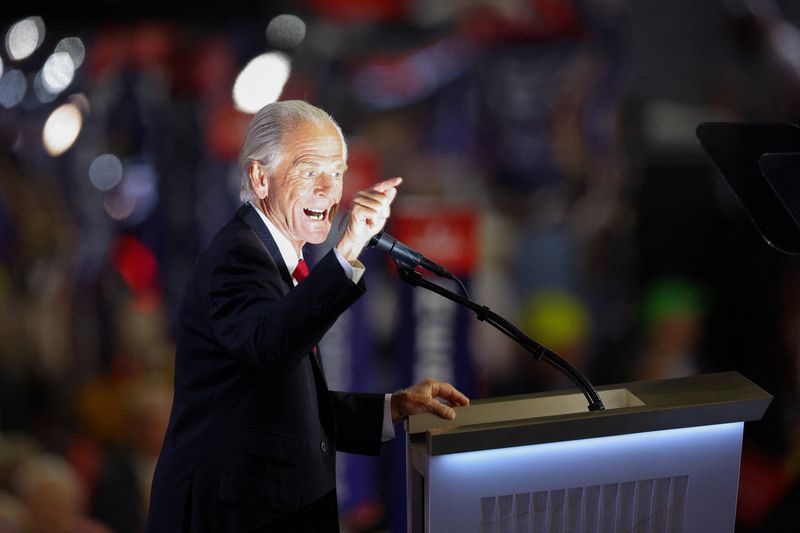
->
[55,37,85,68]
[266,14,306,49]
[0,70,27,108]
[232,52,291,114]
[89,154,123,191]
[33,71,57,103]
[6,17,45,61]
[42,52,75,94]
[43,103,83,156]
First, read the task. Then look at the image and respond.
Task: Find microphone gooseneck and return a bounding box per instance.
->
[368,231,605,413]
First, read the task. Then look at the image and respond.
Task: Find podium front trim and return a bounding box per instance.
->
[407,372,771,456]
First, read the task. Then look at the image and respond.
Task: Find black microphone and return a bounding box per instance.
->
[367,232,451,278]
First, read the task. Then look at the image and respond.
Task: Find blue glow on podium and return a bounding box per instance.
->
[437,422,744,472]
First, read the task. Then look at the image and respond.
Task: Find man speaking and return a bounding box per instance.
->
[145,100,469,532]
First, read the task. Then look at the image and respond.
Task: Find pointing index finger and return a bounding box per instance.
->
[372,177,403,193]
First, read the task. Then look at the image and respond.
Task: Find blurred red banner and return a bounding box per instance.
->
[389,207,478,277]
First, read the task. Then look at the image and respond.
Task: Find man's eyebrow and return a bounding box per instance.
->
[291,159,348,171]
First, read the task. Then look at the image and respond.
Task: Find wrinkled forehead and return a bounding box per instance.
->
[283,120,347,164]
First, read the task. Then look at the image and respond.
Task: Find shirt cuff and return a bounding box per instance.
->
[382,393,395,442]
[333,247,365,284]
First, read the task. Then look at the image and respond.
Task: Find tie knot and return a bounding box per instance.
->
[293,258,310,283]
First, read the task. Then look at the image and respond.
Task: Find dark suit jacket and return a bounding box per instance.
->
[146,205,385,532]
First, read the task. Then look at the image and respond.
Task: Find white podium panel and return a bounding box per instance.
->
[413,423,742,532]
[406,373,771,533]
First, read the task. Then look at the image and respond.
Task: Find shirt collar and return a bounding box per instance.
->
[249,201,301,275]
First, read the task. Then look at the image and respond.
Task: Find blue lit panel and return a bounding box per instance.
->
[419,423,744,533]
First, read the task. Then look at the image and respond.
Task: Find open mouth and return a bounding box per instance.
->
[303,208,327,221]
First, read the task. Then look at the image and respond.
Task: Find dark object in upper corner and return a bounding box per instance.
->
[697,122,800,255]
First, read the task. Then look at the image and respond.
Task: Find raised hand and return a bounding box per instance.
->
[336,177,402,262]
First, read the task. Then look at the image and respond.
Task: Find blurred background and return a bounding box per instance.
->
[0,0,799,531]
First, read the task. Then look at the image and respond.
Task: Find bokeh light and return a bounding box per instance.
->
[55,37,86,69]
[232,52,291,113]
[69,92,90,114]
[33,71,57,103]
[5,17,45,61]
[42,52,76,94]
[118,163,159,225]
[42,102,83,156]
[266,14,307,49]
[104,192,137,221]
[89,154,123,191]
[0,69,27,108]
[101,163,159,224]
[110,235,158,293]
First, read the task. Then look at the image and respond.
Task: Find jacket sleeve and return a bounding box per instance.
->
[207,243,365,371]
[330,391,385,456]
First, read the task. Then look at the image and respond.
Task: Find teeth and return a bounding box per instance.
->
[304,208,325,221]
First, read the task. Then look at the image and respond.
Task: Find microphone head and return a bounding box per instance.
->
[367,231,388,249]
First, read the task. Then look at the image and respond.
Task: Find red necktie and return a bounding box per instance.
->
[292,259,321,366]
[293,258,309,284]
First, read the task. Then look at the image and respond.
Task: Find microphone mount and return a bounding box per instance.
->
[371,232,606,412]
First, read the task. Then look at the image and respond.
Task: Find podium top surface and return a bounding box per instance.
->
[407,372,772,456]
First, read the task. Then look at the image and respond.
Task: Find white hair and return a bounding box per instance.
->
[238,100,347,203]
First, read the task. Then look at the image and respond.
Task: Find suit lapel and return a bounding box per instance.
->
[237,204,331,392]
[237,204,295,289]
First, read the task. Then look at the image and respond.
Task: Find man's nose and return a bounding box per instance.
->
[315,173,336,194]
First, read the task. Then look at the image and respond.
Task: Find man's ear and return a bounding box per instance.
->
[248,161,269,199]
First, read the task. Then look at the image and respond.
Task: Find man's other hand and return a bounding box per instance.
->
[390,378,470,423]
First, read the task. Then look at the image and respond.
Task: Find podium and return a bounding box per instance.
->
[405,372,771,533]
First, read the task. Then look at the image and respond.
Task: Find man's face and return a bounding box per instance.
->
[263,120,346,249]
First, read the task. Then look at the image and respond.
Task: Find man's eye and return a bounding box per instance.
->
[331,171,342,178]
[303,170,316,178]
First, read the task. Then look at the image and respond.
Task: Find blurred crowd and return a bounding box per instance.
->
[1,0,800,531]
